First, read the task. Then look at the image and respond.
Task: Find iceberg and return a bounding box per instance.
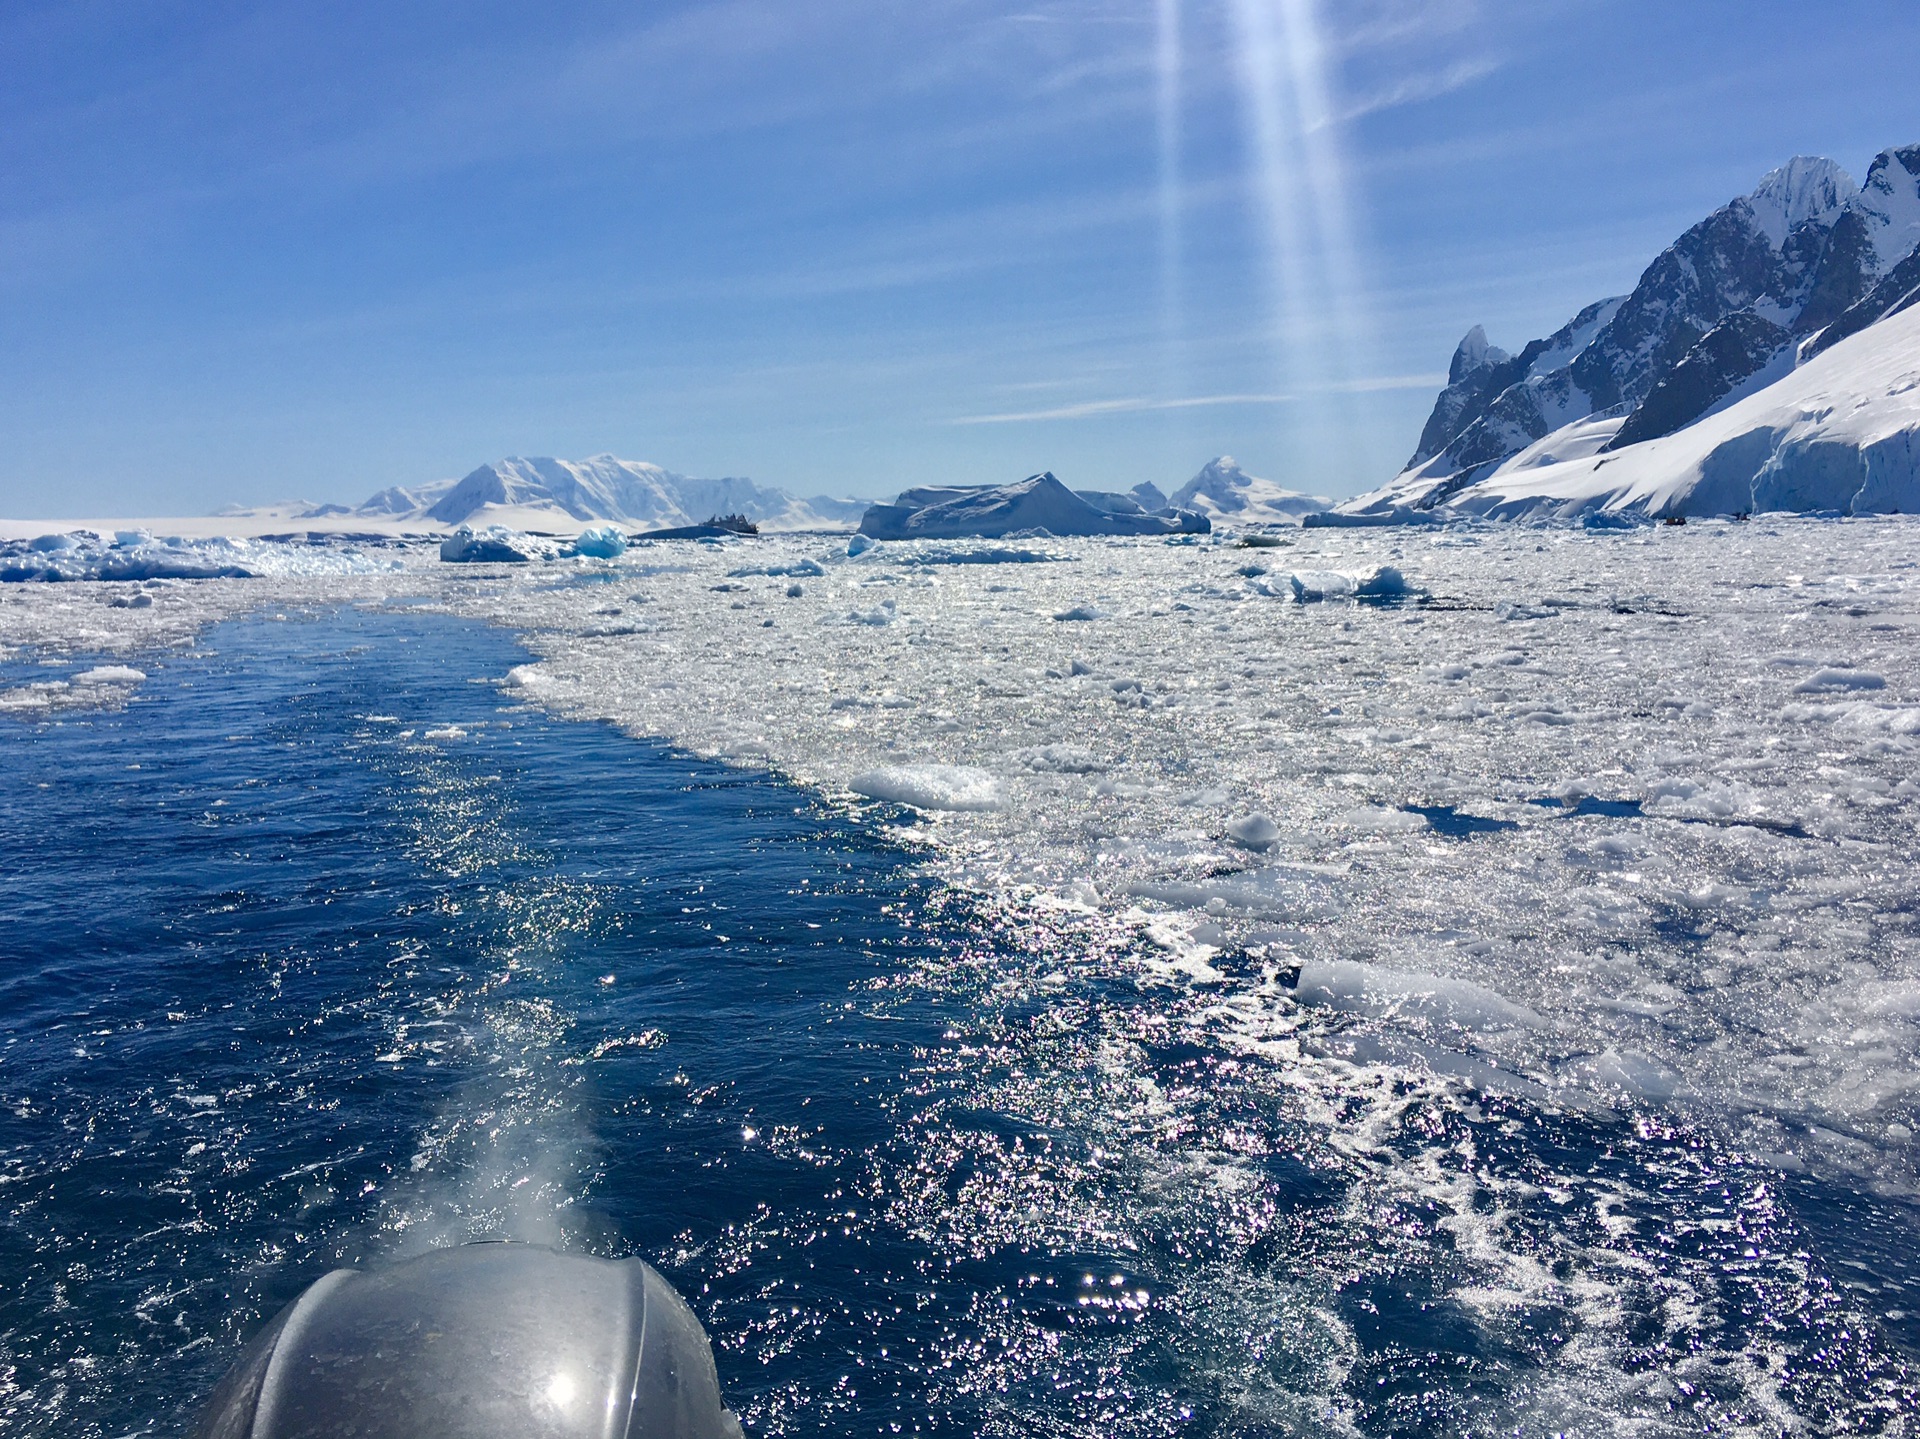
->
[856,472,1209,541]
[440,525,536,563]
[1287,566,1411,602]
[569,524,628,559]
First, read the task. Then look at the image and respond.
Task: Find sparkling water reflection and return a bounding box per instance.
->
[0,609,1913,1437]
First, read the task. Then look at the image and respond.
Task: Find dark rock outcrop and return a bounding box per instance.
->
[1604,310,1791,450]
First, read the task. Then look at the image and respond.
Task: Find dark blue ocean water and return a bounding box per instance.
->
[2,608,1917,1437]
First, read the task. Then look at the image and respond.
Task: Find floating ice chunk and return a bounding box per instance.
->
[848,764,1005,811]
[1014,744,1109,773]
[1785,701,1920,734]
[732,558,824,577]
[504,664,555,691]
[840,602,896,626]
[1052,605,1104,622]
[846,534,879,557]
[899,547,1063,567]
[441,525,533,563]
[423,725,468,741]
[1291,960,1547,1031]
[1642,778,1736,818]
[571,525,628,559]
[28,534,80,552]
[1224,814,1281,850]
[113,530,152,548]
[1127,863,1343,920]
[1791,667,1886,693]
[1563,1047,1682,1102]
[72,666,146,684]
[1340,806,1430,834]
[786,583,805,598]
[1287,565,1409,602]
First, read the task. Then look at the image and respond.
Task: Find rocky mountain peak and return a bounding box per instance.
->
[1449,325,1509,384]
[1393,142,1918,493]
[1744,156,1857,246]
[1860,144,1920,269]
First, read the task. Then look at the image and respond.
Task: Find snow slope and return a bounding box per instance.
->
[1408,298,1920,520]
[1362,146,1918,517]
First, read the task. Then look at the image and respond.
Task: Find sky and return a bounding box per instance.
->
[1,0,1917,517]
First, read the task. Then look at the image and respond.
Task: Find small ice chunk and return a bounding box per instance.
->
[1069,658,1096,676]
[1564,1047,1681,1102]
[441,525,532,563]
[1053,605,1104,622]
[1288,565,1409,602]
[846,534,879,557]
[787,583,805,598]
[1791,668,1885,693]
[1292,960,1546,1030]
[28,534,80,553]
[732,558,825,577]
[72,666,146,685]
[848,764,1004,811]
[1224,814,1281,850]
[571,525,628,559]
[1340,806,1429,834]
[1015,744,1109,774]
[505,664,554,690]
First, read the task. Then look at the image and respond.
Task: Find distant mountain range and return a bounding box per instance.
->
[354,454,870,532]
[342,453,1327,536]
[1335,143,1920,520]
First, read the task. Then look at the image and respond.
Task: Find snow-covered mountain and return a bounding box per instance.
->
[358,454,869,532]
[1169,457,1330,525]
[1357,298,1920,521]
[1331,143,1920,523]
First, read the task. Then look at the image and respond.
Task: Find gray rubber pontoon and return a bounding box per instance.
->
[193,1243,744,1439]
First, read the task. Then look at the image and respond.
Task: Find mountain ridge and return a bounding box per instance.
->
[355,454,870,532]
[1333,141,1920,523]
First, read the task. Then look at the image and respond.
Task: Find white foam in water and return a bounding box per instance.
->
[9,518,1920,1426]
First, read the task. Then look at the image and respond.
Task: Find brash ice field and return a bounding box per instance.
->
[3,515,1919,1433]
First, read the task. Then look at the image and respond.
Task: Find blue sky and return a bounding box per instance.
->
[1,0,1916,516]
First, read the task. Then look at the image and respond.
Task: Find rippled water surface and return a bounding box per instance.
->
[1,608,1915,1436]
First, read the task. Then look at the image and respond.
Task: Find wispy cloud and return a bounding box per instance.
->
[948,392,1292,424]
[949,371,1444,424]
[1337,56,1503,123]
[1319,372,1447,392]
